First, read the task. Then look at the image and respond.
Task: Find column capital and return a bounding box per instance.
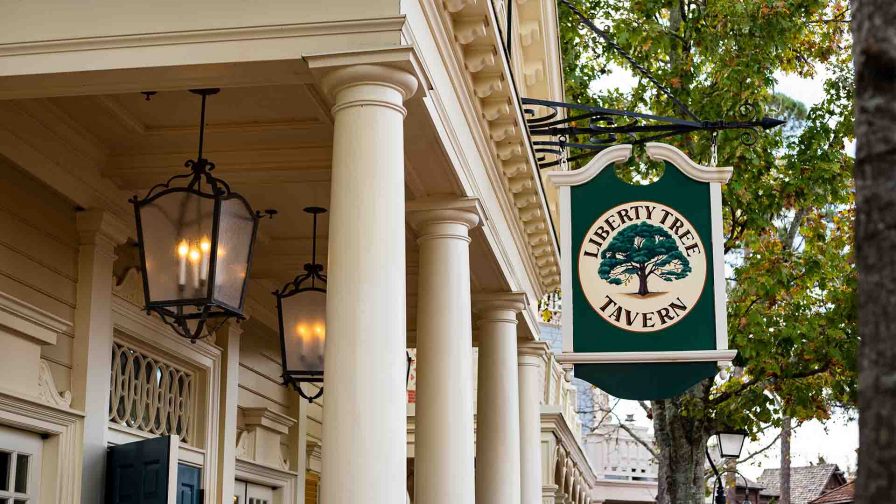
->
[76,208,131,247]
[473,291,528,316]
[407,197,482,239]
[306,46,428,105]
[518,340,551,364]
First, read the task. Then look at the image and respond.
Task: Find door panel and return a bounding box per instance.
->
[176,464,201,504]
[234,480,274,504]
[105,435,179,504]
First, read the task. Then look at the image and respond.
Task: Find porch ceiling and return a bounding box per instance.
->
[36,83,513,344]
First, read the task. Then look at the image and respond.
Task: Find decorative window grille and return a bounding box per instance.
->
[109,341,195,444]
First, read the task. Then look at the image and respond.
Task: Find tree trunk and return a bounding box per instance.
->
[652,381,711,504]
[724,458,737,504]
[854,2,896,503]
[638,272,650,296]
[780,417,792,504]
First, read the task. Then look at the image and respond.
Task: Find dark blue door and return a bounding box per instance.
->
[176,464,202,504]
[105,436,177,503]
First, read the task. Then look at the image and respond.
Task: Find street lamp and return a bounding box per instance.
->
[274,207,327,402]
[130,89,270,342]
[707,430,749,504]
[714,430,748,460]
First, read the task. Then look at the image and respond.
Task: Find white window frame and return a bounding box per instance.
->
[111,297,222,503]
[0,425,43,503]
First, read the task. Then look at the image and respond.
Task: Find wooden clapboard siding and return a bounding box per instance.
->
[0,156,78,390]
[238,318,293,415]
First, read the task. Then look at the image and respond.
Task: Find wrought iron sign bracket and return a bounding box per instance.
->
[522,98,785,169]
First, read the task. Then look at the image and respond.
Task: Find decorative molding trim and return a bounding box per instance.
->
[242,407,297,436]
[0,290,71,345]
[555,350,737,364]
[37,359,72,408]
[420,0,562,294]
[545,144,633,187]
[0,387,84,504]
[0,17,407,57]
[645,142,733,184]
[112,267,144,308]
[234,457,299,502]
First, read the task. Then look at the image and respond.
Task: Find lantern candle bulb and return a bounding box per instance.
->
[189,246,201,290]
[177,239,190,287]
[199,236,211,282]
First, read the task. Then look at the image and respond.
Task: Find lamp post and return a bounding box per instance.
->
[130,89,270,342]
[707,430,748,504]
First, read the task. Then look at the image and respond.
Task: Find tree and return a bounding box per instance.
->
[853,2,896,503]
[599,222,692,295]
[558,1,857,503]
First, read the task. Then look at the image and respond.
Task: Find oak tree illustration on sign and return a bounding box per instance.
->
[598,222,692,296]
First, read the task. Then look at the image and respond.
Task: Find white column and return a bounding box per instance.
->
[519,342,550,504]
[474,293,527,504]
[408,199,481,504]
[215,321,241,503]
[315,63,418,504]
[72,209,130,503]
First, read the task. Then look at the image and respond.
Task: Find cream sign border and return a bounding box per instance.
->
[547,143,737,365]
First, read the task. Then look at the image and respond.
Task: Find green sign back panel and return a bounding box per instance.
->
[575,362,719,401]
[571,161,717,353]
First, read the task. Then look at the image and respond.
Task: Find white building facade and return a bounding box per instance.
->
[0,1,600,503]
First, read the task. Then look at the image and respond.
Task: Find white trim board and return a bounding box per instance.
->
[555,350,737,364]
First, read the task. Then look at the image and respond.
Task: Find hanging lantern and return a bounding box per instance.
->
[275,207,327,402]
[130,88,270,342]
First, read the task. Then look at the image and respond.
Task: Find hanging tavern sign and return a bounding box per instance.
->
[548,143,737,400]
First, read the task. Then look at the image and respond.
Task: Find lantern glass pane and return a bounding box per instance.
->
[717,432,747,459]
[140,191,214,302]
[281,290,326,373]
[213,198,255,309]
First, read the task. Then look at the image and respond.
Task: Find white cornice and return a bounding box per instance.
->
[420,0,561,297]
[0,17,407,57]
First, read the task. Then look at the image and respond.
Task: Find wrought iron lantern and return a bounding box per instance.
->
[130,89,268,342]
[713,430,748,460]
[275,207,328,402]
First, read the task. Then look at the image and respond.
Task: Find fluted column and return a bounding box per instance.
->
[519,342,550,504]
[314,62,419,504]
[474,293,528,504]
[408,198,481,504]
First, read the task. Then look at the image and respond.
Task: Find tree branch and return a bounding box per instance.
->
[739,431,782,464]
[710,361,833,407]
[610,414,659,459]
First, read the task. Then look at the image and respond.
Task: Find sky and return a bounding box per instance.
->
[592,66,859,480]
